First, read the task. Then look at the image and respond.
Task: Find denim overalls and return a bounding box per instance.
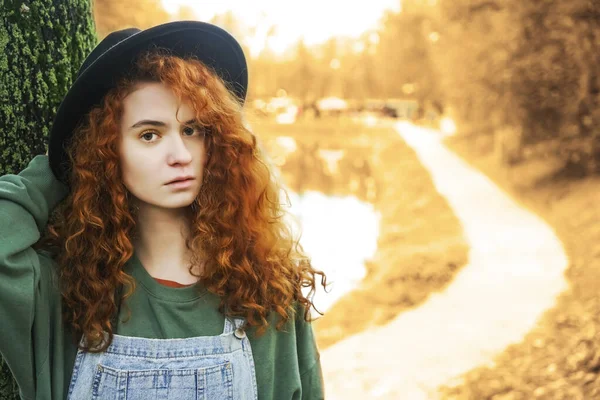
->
[66,316,258,399]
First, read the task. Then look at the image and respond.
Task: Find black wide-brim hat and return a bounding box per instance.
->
[48,20,248,186]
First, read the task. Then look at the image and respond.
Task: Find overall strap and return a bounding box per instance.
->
[222,304,247,334]
[110,283,123,328]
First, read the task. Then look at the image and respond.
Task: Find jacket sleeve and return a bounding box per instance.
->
[0,155,69,399]
[295,303,325,400]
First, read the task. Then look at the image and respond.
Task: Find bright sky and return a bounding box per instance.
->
[161,0,401,57]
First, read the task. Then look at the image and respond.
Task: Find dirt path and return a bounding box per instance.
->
[319,122,570,399]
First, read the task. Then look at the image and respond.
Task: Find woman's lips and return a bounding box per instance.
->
[166,178,194,189]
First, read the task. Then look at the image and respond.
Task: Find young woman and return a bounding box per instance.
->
[0,21,327,400]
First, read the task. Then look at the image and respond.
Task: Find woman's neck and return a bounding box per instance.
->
[132,205,199,280]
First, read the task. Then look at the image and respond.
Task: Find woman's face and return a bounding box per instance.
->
[119,81,207,211]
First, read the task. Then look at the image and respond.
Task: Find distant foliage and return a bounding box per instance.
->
[430,0,600,176]
[93,0,170,38]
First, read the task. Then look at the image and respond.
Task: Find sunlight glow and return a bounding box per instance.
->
[440,117,457,136]
[162,0,401,57]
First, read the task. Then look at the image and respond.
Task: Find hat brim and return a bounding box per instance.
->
[48,21,248,185]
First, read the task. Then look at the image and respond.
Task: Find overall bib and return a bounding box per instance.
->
[66,317,258,399]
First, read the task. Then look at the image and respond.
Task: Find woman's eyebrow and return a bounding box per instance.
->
[130,119,165,130]
[129,119,197,130]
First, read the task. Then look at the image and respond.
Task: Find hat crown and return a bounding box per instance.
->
[50,21,248,186]
[78,28,141,77]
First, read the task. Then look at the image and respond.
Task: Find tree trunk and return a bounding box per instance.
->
[0,1,96,398]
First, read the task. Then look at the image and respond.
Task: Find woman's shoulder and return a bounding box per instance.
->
[36,248,56,259]
[261,300,314,330]
[36,248,60,269]
[290,300,319,329]
[35,249,62,286]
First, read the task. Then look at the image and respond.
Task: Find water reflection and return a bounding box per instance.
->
[284,190,381,315]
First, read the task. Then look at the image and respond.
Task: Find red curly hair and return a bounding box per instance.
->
[34,49,328,353]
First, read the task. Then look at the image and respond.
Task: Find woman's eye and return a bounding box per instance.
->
[140,131,157,142]
[183,125,204,137]
[139,126,203,142]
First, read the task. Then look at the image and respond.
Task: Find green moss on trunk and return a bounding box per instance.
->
[0,0,97,174]
[0,1,96,398]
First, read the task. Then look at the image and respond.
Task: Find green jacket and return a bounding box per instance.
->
[0,155,324,400]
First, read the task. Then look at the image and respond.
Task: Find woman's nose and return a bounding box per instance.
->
[167,134,193,164]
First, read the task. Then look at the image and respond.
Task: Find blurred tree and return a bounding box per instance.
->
[432,0,515,135]
[315,37,341,97]
[93,0,170,38]
[174,5,197,21]
[0,3,96,398]
[285,39,317,102]
[248,25,280,99]
[207,11,253,87]
[434,0,600,176]
[376,7,443,106]
[342,48,379,100]
[209,10,245,40]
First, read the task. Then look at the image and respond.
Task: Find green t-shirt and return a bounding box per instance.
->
[0,155,324,400]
